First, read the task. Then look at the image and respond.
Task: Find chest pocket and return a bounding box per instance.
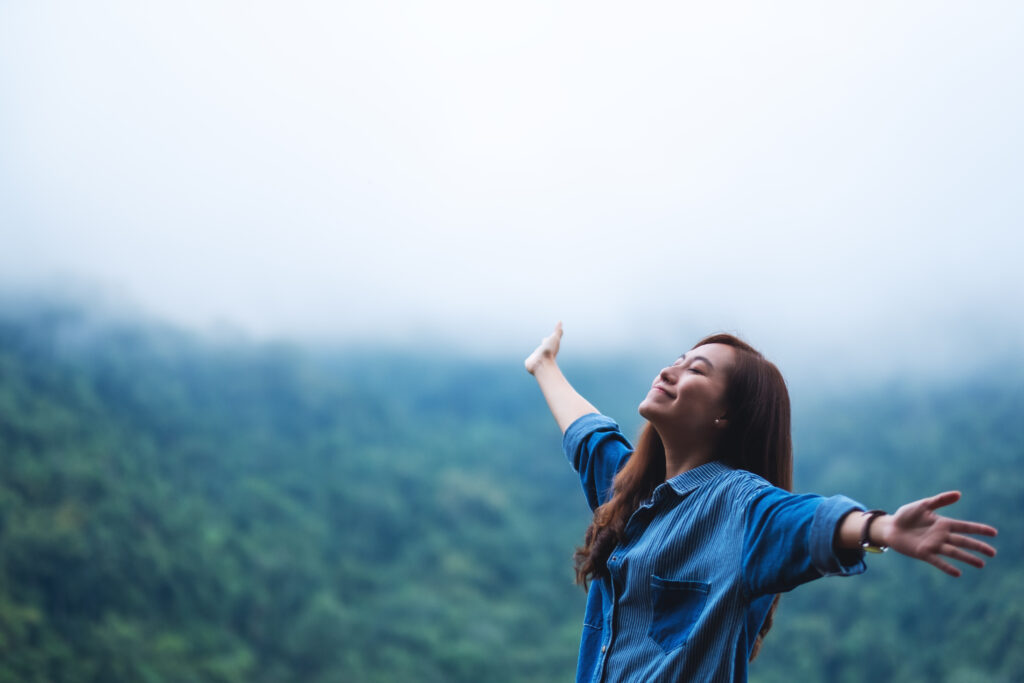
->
[647,576,710,653]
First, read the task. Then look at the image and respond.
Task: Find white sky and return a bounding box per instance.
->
[1,1,1022,376]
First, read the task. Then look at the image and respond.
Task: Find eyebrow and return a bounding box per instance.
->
[678,353,715,371]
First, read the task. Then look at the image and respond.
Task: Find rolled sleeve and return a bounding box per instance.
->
[743,487,867,597]
[562,413,633,510]
[810,494,868,577]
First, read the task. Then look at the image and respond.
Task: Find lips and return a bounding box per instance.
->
[653,383,675,399]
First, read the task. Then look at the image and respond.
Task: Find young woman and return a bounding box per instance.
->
[525,322,998,683]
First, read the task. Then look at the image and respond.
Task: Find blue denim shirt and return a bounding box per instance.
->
[564,413,867,683]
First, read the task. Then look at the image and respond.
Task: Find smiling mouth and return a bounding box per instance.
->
[654,384,675,399]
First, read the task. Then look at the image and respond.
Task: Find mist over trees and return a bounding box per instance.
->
[0,301,1020,682]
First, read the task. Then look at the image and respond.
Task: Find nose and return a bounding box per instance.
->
[658,365,678,384]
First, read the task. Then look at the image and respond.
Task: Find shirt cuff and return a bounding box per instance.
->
[810,494,868,577]
[561,412,615,466]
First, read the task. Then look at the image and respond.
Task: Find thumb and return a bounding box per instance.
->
[925,490,961,511]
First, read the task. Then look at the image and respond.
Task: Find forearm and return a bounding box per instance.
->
[531,358,599,433]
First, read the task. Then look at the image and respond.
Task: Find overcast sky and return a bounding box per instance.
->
[1,1,1021,378]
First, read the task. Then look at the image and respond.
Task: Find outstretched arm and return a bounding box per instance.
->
[835,491,997,577]
[525,322,599,433]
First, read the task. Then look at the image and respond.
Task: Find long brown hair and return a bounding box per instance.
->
[572,333,793,661]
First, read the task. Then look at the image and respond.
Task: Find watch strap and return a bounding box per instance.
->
[859,509,889,553]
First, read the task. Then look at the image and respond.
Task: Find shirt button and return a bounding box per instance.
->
[601,645,607,653]
[611,556,617,561]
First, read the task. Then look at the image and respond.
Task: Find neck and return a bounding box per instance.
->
[661,434,717,480]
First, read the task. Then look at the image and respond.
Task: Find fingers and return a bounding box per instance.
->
[948,520,998,538]
[551,322,563,346]
[542,322,562,344]
[536,322,563,347]
[941,544,987,569]
[949,533,997,557]
[925,490,961,510]
[925,535,996,576]
[926,555,962,578]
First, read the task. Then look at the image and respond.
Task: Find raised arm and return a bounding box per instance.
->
[835,490,997,577]
[525,322,599,433]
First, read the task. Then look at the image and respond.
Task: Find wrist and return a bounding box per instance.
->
[859,510,891,553]
[872,514,895,548]
[528,355,558,375]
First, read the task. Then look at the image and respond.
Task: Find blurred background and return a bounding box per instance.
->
[1,1,1022,681]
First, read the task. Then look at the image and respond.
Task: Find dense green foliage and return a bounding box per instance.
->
[0,303,1020,682]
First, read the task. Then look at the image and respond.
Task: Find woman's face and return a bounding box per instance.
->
[638,342,735,438]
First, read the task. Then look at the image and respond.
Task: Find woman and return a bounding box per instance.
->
[525,323,997,683]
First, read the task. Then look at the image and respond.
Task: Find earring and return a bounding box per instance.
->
[714,419,721,425]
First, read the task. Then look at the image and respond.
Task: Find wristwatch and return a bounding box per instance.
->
[859,509,890,553]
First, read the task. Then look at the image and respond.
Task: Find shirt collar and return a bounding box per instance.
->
[665,460,733,496]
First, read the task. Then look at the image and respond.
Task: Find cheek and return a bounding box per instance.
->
[676,384,721,415]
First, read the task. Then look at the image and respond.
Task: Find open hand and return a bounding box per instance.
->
[883,491,997,577]
[525,322,563,375]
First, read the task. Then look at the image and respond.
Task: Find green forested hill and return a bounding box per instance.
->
[0,304,1021,682]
